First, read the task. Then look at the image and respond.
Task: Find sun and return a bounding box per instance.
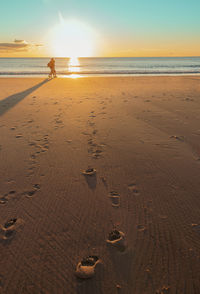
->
[48,16,97,58]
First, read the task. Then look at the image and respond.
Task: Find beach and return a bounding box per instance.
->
[0,76,200,293]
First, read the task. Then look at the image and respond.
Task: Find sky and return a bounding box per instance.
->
[0,0,200,57]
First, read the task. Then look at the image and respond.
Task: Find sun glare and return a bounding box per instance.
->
[69,56,79,66]
[49,16,97,58]
[68,56,80,73]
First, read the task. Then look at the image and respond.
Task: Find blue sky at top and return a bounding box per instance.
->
[0,0,200,56]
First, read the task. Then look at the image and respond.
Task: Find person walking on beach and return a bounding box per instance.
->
[47,58,57,79]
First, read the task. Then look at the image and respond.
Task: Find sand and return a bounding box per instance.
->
[0,76,200,293]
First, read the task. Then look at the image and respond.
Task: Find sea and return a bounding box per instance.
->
[0,57,200,77]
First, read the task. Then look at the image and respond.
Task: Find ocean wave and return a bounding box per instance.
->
[0,69,200,76]
[1,57,200,76]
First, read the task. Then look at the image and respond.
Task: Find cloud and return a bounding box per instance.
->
[14,39,28,44]
[0,42,29,49]
[0,40,43,52]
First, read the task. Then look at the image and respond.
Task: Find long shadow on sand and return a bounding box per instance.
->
[0,79,49,116]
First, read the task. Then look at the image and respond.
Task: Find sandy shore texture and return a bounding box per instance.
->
[0,76,200,294]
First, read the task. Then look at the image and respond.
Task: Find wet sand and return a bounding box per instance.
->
[0,76,200,293]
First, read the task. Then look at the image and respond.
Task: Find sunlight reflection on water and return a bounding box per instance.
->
[63,74,82,78]
[68,57,80,73]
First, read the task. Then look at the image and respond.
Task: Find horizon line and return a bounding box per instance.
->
[0,56,200,58]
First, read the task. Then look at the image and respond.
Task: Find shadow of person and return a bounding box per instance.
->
[0,79,49,116]
[84,174,97,190]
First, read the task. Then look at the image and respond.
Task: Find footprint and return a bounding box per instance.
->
[88,121,95,127]
[109,191,120,207]
[87,137,103,159]
[156,286,170,294]
[82,169,97,190]
[93,129,98,135]
[92,153,101,159]
[170,135,185,142]
[0,218,22,242]
[128,183,140,195]
[94,149,102,154]
[33,184,40,190]
[4,218,17,229]
[191,224,200,234]
[184,97,194,102]
[106,230,126,251]
[55,119,63,124]
[26,190,36,197]
[0,197,7,205]
[81,168,96,176]
[88,139,97,147]
[25,184,40,198]
[8,190,16,195]
[75,256,100,279]
[137,225,146,232]
[82,131,90,136]
[0,191,16,204]
[92,149,103,159]
[29,141,37,146]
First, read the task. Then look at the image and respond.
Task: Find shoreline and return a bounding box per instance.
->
[0,73,200,79]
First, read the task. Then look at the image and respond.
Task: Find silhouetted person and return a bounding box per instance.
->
[47,58,57,79]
